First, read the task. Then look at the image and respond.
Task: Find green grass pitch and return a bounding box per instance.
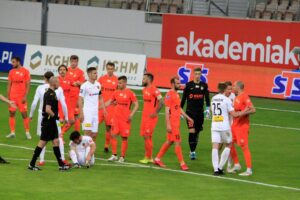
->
[0,78,299,200]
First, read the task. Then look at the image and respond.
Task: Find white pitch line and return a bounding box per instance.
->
[255,107,300,114]
[0,143,300,192]
[252,123,300,131]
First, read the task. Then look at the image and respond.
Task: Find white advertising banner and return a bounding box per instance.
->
[23,44,146,85]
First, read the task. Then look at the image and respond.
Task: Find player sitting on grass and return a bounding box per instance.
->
[69,131,96,168]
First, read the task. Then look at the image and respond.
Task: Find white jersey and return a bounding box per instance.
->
[228,93,236,103]
[211,94,234,131]
[70,135,94,153]
[29,83,68,120]
[79,81,101,114]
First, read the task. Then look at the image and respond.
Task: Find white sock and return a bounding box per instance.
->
[40,147,46,162]
[212,148,219,172]
[227,156,233,169]
[59,137,65,161]
[247,168,252,173]
[219,147,231,170]
[70,150,78,164]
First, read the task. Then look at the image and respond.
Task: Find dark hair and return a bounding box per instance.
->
[225,81,232,86]
[87,67,97,74]
[144,73,154,82]
[118,76,127,82]
[170,76,179,84]
[58,64,68,72]
[194,68,202,72]
[218,82,227,93]
[11,56,21,63]
[44,71,54,81]
[106,62,115,68]
[70,55,79,61]
[69,131,81,141]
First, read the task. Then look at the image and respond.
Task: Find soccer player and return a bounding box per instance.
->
[61,55,85,135]
[98,62,118,153]
[78,67,105,141]
[210,82,248,176]
[106,76,139,162]
[229,81,256,176]
[29,71,68,166]
[139,73,164,164]
[180,68,210,160]
[6,57,31,139]
[58,65,74,135]
[154,77,193,171]
[69,131,96,168]
[28,77,70,171]
[0,94,15,164]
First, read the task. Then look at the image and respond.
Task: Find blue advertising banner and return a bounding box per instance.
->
[0,42,27,72]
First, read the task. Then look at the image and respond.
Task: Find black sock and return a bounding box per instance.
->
[53,146,64,166]
[30,146,43,167]
[189,133,200,152]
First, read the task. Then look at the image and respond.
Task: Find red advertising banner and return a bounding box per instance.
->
[162,15,300,69]
[146,58,300,101]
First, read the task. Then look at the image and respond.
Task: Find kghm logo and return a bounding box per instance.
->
[272,71,300,100]
[87,56,99,69]
[177,63,209,85]
[30,51,42,69]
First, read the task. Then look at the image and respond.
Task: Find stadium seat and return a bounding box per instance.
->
[150,0,161,12]
[276,11,284,20]
[169,4,178,13]
[90,0,109,7]
[109,0,122,8]
[255,2,266,12]
[266,0,278,12]
[255,10,262,18]
[159,2,169,13]
[129,0,139,9]
[288,0,299,14]
[277,0,289,12]
[121,0,129,9]
[284,11,295,20]
[262,10,273,19]
[140,1,146,10]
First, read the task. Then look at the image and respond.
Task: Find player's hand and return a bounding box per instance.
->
[166,124,172,133]
[149,112,158,118]
[103,109,107,117]
[205,109,211,119]
[85,160,90,169]
[187,117,194,126]
[29,117,33,121]
[79,113,84,123]
[127,114,133,123]
[8,100,16,108]
[21,96,27,104]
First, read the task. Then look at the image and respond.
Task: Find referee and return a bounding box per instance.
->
[28,77,69,171]
[180,68,210,160]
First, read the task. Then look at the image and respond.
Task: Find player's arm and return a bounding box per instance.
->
[78,96,84,122]
[165,106,172,133]
[180,108,194,124]
[99,92,107,114]
[7,80,11,99]
[150,93,164,118]
[86,142,96,163]
[204,84,211,118]
[128,100,139,122]
[0,94,15,107]
[29,88,40,119]
[45,105,57,119]
[180,84,188,109]
[243,96,256,115]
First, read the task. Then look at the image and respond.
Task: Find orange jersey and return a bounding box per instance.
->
[112,88,137,120]
[98,74,118,102]
[165,90,181,126]
[232,92,253,128]
[142,86,161,117]
[8,67,30,99]
[67,67,85,97]
[58,75,72,101]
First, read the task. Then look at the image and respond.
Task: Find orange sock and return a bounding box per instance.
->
[121,139,128,157]
[9,117,15,133]
[105,131,111,148]
[241,145,252,168]
[156,142,171,159]
[175,145,184,164]
[61,124,71,135]
[145,138,153,159]
[23,118,30,132]
[74,118,80,131]
[111,137,117,155]
[230,144,239,164]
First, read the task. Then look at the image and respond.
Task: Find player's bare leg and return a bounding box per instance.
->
[7,111,16,138]
[21,111,31,139]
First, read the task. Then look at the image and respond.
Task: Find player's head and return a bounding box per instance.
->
[170,76,180,91]
[106,62,115,76]
[234,80,244,94]
[193,68,202,82]
[224,81,233,97]
[44,71,54,83]
[118,76,127,90]
[218,82,227,94]
[49,76,60,90]
[69,131,82,144]
[87,67,98,81]
[58,64,68,77]
[11,56,22,68]
[142,73,154,87]
[70,55,79,68]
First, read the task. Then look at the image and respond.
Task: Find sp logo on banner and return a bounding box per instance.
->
[177,63,209,85]
[272,71,300,100]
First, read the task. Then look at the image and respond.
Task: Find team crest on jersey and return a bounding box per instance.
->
[112,82,116,85]
[107,79,111,82]
[196,85,199,88]
[201,86,204,90]
[166,95,170,100]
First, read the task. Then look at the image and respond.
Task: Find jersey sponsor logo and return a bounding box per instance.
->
[177,63,209,86]
[189,94,204,99]
[272,70,300,100]
[84,123,92,127]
